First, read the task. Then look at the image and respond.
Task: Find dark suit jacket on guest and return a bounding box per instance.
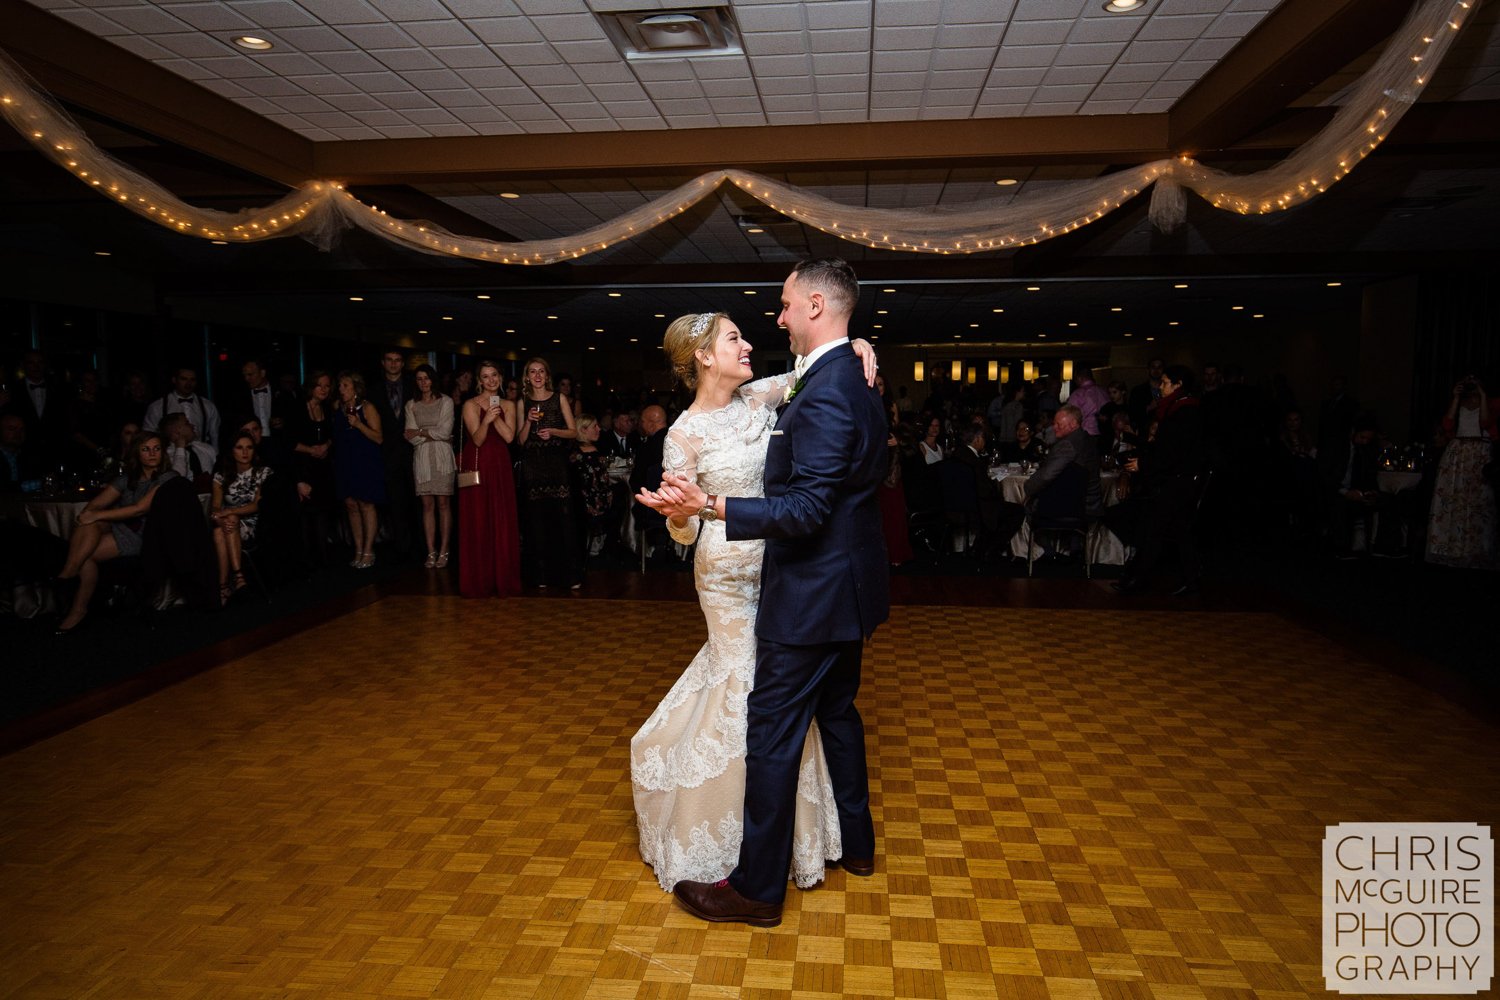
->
[629,427,668,531]
[0,445,44,491]
[365,373,417,457]
[1023,428,1103,517]
[952,445,1001,501]
[600,430,637,460]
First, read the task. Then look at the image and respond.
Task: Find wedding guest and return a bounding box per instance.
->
[1274,409,1321,538]
[68,369,115,471]
[143,366,220,459]
[366,349,416,560]
[100,420,140,481]
[1129,357,1166,429]
[458,360,521,597]
[1115,365,1207,595]
[237,414,288,470]
[1001,419,1047,463]
[405,364,456,568]
[601,410,637,459]
[52,431,176,634]
[628,403,672,566]
[1099,381,1130,445]
[1327,417,1383,559]
[333,370,385,569]
[989,384,1026,446]
[918,415,944,464]
[447,366,475,451]
[159,412,215,488]
[878,418,913,566]
[209,432,272,605]
[517,356,581,588]
[289,372,335,564]
[227,358,290,450]
[1066,373,1106,437]
[0,413,42,491]
[952,423,1009,556]
[1024,405,1103,516]
[569,413,614,559]
[117,370,151,428]
[1426,375,1498,569]
[4,351,67,450]
[1318,375,1360,488]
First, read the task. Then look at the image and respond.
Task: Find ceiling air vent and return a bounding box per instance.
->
[599,6,743,60]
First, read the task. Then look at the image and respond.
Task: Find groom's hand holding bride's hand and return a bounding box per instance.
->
[637,473,705,521]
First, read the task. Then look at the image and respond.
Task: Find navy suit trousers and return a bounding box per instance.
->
[729,636,876,904]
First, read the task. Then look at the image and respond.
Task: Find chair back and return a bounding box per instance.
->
[936,458,979,518]
[1031,462,1087,528]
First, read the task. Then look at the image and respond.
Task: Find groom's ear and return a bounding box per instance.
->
[807,292,825,319]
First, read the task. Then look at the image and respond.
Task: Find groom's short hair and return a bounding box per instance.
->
[792,258,859,318]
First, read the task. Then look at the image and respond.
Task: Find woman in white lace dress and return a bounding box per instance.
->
[630,311,876,892]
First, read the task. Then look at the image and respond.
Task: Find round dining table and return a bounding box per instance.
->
[988,465,1129,565]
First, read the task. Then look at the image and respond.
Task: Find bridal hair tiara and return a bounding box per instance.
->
[690,312,716,341]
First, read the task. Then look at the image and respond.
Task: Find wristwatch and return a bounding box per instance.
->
[698,494,718,521]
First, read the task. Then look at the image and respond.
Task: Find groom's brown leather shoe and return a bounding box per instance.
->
[838,857,876,877]
[672,879,782,927]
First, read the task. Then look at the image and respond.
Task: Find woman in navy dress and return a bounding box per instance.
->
[332,370,386,569]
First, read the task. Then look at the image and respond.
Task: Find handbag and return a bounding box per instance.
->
[457,442,480,488]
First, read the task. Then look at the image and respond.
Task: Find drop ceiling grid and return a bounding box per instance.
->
[24,0,1306,140]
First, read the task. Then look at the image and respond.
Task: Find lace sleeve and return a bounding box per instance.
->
[739,372,796,410]
[663,424,703,545]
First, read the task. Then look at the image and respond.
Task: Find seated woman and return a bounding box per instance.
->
[52,430,176,634]
[1000,419,1048,463]
[210,432,273,604]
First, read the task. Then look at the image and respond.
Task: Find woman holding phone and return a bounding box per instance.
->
[516,356,580,589]
[458,360,521,597]
[332,370,385,569]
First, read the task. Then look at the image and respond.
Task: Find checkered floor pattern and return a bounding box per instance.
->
[0,597,1493,998]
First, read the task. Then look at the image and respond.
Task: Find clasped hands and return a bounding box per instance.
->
[637,472,708,520]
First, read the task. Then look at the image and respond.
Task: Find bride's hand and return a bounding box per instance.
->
[661,472,706,509]
[851,338,878,386]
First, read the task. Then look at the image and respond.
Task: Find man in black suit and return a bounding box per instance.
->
[1024,404,1103,517]
[1128,356,1165,431]
[628,404,670,559]
[950,423,1011,556]
[600,410,638,459]
[224,358,294,454]
[4,351,68,451]
[365,349,418,559]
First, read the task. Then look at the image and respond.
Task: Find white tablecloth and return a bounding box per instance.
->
[1376,470,1422,494]
[989,467,1128,565]
[24,494,211,541]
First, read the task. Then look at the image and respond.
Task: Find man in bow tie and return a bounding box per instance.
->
[143,366,220,462]
[3,351,68,450]
[224,358,293,456]
[642,258,890,927]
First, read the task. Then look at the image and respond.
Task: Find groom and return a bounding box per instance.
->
[646,257,890,926]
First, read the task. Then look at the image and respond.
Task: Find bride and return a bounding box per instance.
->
[630,311,876,891]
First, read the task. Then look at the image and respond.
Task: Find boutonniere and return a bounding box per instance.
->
[783,375,807,405]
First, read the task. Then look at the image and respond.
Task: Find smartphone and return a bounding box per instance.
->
[489,395,500,406]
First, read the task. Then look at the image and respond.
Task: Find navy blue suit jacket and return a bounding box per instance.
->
[726,344,890,645]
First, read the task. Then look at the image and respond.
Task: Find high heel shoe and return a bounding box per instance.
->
[359,552,376,569]
[424,551,438,569]
[349,552,364,568]
[54,613,87,636]
[232,570,248,595]
[434,552,449,569]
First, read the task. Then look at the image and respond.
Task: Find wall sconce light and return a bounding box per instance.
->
[1023,361,1035,381]
[950,360,962,382]
[987,360,998,382]
[913,361,925,382]
[1062,359,1074,381]
[1000,365,1010,384]
[966,366,977,385]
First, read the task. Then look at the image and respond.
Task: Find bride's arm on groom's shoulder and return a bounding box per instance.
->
[662,428,703,544]
[739,372,796,408]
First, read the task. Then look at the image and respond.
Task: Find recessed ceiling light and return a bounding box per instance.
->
[654,313,665,318]
[1253,313,1265,319]
[349,296,363,302]
[1124,333,1134,337]
[629,337,638,343]
[1327,281,1342,287]
[418,329,427,334]
[1067,322,1078,328]
[764,312,774,316]
[1146,336,1156,341]
[1038,333,1047,338]
[546,315,558,319]
[877,310,888,315]
[1026,286,1040,292]
[476,294,490,300]
[552,338,561,344]
[588,346,596,351]
[211,240,228,245]
[995,179,1018,186]
[1169,321,1179,326]
[232,35,274,51]
[1173,283,1189,289]
[992,308,1004,313]
[882,288,896,293]
[475,339,485,344]
[873,324,883,329]
[746,227,764,234]
[969,323,979,328]
[505,329,515,333]
[442,315,452,320]
[500,192,520,199]
[870,335,879,340]
[595,328,604,333]
[1103,0,1144,12]
[608,292,622,297]
[743,290,756,295]
[1231,306,1244,311]
[1110,307,1122,312]
[954,334,962,339]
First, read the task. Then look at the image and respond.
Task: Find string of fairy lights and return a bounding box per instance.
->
[0,0,1476,264]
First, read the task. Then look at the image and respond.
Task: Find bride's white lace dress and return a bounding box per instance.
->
[630,375,842,891]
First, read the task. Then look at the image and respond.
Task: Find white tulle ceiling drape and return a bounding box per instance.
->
[0,0,1479,265]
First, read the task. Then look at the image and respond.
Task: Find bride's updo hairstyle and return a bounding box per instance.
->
[663,311,727,389]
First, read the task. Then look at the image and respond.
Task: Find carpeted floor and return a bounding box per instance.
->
[1,595,1494,998]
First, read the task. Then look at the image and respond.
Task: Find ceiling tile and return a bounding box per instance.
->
[1067,16,1141,44]
[227,1,321,29]
[928,68,987,89]
[1013,0,1085,19]
[371,47,445,71]
[195,55,275,78]
[309,0,386,25]
[152,32,235,59]
[743,30,809,56]
[753,53,813,75]
[690,55,755,80]
[873,50,933,72]
[95,5,193,33]
[499,42,564,65]
[314,50,387,73]
[1024,100,1083,115]
[818,73,868,94]
[812,51,868,73]
[156,56,217,80]
[271,26,357,51]
[1156,0,1233,14]
[161,3,259,32]
[323,91,386,109]
[1081,98,1142,114]
[588,81,649,101]
[534,84,595,102]
[1005,18,1072,46]
[932,47,998,71]
[366,0,452,20]
[937,22,1003,48]
[873,0,943,28]
[763,94,815,112]
[1044,64,1107,86]
[806,1,870,30]
[109,34,178,58]
[1137,13,1216,41]
[342,69,410,89]
[875,25,937,49]
[1055,40,1127,66]
[871,91,921,108]
[401,19,480,46]
[735,3,804,31]
[993,45,1056,69]
[759,76,813,96]
[575,62,636,83]
[700,78,757,98]
[871,71,926,89]
[531,12,604,41]
[1121,39,1193,62]
[400,67,467,89]
[816,92,866,110]
[466,16,544,44]
[552,39,618,61]
[942,0,1017,24]
[1103,61,1170,84]
[1184,37,1236,62]
[985,66,1047,87]
[337,22,416,48]
[1131,97,1175,112]
[810,27,871,52]
[925,88,975,107]
[459,65,523,87]
[517,63,582,85]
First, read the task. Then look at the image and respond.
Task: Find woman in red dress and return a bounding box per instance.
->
[458,360,522,597]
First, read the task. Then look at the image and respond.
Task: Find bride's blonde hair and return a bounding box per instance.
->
[663,312,727,389]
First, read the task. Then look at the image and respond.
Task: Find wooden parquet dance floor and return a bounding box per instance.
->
[1,596,1495,999]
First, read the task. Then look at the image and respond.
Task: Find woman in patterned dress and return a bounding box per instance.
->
[210,431,273,604]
